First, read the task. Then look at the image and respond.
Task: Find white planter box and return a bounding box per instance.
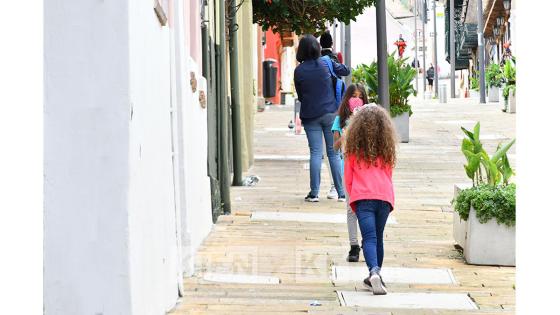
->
[464,207,516,266]
[392,112,409,143]
[488,86,500,102]
[499,88,506,110]
[453,184,471,249]
[423,91,433,99]
[470,90,479,100]
[507,90,516,113]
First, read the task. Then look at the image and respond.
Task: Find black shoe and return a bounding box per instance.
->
[347,245,360,262]
[363,277,372,290]
[304,193,319,202]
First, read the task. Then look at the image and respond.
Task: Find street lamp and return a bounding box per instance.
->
[503,0,511,11]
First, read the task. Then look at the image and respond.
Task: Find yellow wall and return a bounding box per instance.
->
[237,1,256,171]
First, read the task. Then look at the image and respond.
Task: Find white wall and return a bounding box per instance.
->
[44,0,133,314]
[281,47,295,93]
[172,1,214,276]
[127,1,182,314]
[171,0,191,278]
[182,58,213,276]
[45,1,213,314]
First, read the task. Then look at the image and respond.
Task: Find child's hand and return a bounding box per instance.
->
[334,139,342,151]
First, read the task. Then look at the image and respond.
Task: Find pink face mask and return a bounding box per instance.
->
[348,97,364,112]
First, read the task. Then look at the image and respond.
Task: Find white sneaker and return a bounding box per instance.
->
[327,186,337,199]
[368,272,388,295]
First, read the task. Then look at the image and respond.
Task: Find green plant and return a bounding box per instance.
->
[470,71,480,91]
[252,0,376,35]
[352,62,378,102]
[460,122,515,186]
[388,53,417,117]
[485,63,504,88]
[504,85,516,102]
[452,184,516,227]
[502,59,516,101]
[453,123,517,226]
[351,52,417,117]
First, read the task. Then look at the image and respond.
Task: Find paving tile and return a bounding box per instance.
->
[254,154,309,161]
[202,273,280,284]
[332,266,457,285]
[337,291,478,310]
[454,134,507,140]
[251,211,398,225]
[435,120,476,125]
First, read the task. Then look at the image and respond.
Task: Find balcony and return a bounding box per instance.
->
[445,0,477,70]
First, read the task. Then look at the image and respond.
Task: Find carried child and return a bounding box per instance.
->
[331,84,368,262]
[343,104,397,295]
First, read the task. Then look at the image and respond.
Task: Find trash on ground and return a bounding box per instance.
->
[242,175,260,186]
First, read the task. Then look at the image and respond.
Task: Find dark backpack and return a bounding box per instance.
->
[320,55,346,107]
[427,67,435,78]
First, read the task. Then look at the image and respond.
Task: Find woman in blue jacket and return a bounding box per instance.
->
[294,35,350,202]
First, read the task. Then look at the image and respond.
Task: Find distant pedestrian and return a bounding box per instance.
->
[394,34,407,58]
[411,58,420,69]
[320,31,340,63]
[294,34,350,202]
[427,64,435,92]
[343,104,397,295]
[319,31,342,199]
[331,84,369,263]
[320,31,345,199]
[501,41,512,64]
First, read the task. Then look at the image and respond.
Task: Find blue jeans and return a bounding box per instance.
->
[302,113,344,197]
[355,200,391,273]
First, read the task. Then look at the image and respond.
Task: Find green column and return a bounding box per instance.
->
[218,0,231,213]
[229,0,243,186]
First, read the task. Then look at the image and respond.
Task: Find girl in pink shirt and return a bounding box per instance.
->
[343,104,397,295]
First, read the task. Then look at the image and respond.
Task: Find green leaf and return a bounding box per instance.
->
[463,151,482,181]
[473,122,480,143]
[491,139,516,163]
[461,126,475,141]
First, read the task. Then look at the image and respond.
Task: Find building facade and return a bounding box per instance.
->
[44,1,257,314]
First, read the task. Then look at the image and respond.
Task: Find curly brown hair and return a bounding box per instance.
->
[344,105,398,168]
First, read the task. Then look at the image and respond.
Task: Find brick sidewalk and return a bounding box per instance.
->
[169,98,516,314]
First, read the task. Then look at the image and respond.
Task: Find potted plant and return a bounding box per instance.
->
[452,122,516,266]
[469,71,480,100]
[352,52,416,142]
[502,59,516,113]
[485,63,503,103]
[252,0,376,35]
